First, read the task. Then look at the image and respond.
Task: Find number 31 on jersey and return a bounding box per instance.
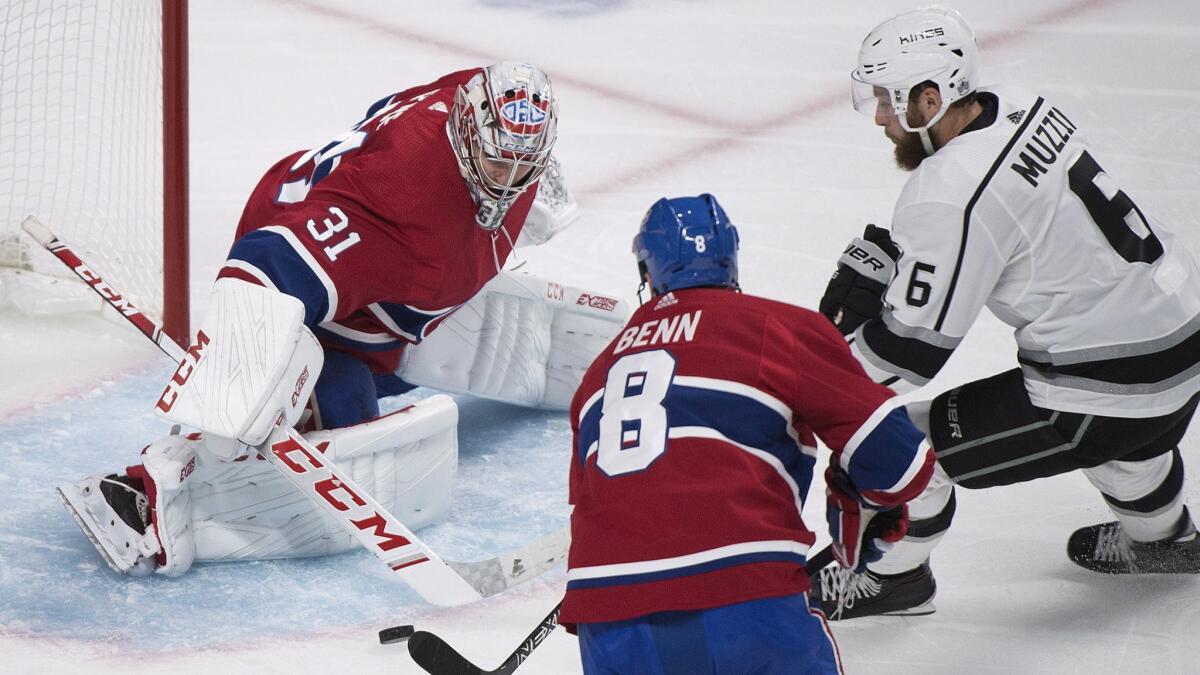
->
[306,206,359,262]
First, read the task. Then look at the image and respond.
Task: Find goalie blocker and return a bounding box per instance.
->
[155,277,324,460]
[58,395,459,577]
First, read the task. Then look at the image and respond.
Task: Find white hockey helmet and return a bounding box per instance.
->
[851,6,979,134]
[449,61,558,231]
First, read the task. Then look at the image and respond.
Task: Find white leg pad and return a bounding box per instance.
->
[397,270,628,410]
[187,394,459,563]
[143,434,200,576]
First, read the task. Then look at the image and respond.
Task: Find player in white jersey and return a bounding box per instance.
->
[812,6,1200,619]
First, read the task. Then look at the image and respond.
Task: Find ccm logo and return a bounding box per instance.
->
[843,244,888,273]
[546,282,564,302]
[270,436,417,553]
[74,264,141,318]
[156,331,211,413]
[291,367,310,407]
[179,456,196,483]
[577,293,618,312]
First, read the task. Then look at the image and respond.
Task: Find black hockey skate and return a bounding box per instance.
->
[99,475,151,533]
[1067,508,1200,574]
[809,562,936,620]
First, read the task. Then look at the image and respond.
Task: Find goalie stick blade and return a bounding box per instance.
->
[446,527,569,598]
[408,631,487,675]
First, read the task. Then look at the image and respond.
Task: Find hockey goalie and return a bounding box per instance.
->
[58,62,627,578]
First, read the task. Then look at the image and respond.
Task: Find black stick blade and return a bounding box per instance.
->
[805,545,834,576]
[408,630,487,675]
[378,624,415,645]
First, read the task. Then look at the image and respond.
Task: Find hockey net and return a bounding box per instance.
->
[0,0,188,339]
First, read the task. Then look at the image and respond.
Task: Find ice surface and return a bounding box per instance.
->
[2,0,1199,672]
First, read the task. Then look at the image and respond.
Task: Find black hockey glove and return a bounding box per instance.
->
[818,224,900,336]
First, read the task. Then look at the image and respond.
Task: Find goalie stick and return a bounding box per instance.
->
[393,544,837,675]
[23,216,568,606]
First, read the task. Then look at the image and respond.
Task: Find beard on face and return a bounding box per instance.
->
[892,129,927,171]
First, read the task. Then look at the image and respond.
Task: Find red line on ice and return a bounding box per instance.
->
[275,0,1119,197]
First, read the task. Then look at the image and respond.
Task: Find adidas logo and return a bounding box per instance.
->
[653,292,678,310]
[1007,110,1026,125]
[428,101,448,113]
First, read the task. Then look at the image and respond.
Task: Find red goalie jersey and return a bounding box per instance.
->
[562,288,935,625]
[217,68,537,373]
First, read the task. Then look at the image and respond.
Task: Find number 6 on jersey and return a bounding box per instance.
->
[596,350,676,476]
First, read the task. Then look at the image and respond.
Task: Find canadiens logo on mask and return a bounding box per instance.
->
[496,90,548,144]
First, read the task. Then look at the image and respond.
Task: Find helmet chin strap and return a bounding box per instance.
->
[904,102,950,156]
[918,126,936,156]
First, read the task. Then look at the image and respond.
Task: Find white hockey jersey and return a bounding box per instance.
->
[851,84,1200,418]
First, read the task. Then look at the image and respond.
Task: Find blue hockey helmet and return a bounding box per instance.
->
[632,194,740,296]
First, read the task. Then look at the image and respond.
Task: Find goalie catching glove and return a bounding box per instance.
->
[826,464,909,573]
[397,269,629,410]
[818,224,900,336]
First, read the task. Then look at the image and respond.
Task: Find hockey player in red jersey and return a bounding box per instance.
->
[814,7,1200,620]
[57,62,626,579]
[220,63,552,408]
[562,194,936,673]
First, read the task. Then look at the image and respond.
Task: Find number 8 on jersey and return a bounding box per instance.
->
[596,350,676,476]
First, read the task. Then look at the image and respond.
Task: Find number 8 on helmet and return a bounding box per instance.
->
[631,193,740,299]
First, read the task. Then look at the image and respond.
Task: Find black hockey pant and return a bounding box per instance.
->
[911,368,1198,553]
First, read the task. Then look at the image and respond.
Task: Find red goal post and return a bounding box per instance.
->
[0,0,190,343]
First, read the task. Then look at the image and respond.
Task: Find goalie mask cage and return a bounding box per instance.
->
[0,0,190,343]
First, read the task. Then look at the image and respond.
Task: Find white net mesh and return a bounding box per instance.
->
[0,1,165,319]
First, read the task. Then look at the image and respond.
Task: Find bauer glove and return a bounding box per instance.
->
[818,224,900,335]
[825,464,909,573]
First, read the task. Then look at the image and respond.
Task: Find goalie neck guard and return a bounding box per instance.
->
[448,61,558,231]
[632,194,740,297]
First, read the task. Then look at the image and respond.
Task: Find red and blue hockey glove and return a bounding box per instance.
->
[825,464,909,573]
[818,224,900,336]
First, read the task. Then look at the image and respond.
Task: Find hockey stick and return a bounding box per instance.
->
[396,544,837,675]
[23,216,567,605]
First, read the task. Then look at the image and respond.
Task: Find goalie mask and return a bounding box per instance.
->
[449,61,558,231]
[851,5,979,154]
[632,194,740,297]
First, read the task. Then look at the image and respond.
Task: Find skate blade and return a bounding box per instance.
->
[882,600,936,617]
[56,484,130,575]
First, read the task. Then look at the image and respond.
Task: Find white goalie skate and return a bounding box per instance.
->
[58,474,159,577]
